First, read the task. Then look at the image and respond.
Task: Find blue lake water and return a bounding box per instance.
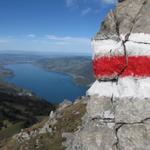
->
[4,64,87,103]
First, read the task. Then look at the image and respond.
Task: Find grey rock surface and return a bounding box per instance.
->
[87,96,114,119]
[95,0,150,40]
[58,99,72,111]
[63,0,150,149]
[117,121,150,150]
[64,96,150,150]
[63,113,116,150]
[114,97,150,123]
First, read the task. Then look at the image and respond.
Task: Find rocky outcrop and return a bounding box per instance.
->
[63,0,150,149]
[64,95,150,150]
[96,0,150,40]
[91,0,150,100]
[3,97,87,150]
[13,111,57,143]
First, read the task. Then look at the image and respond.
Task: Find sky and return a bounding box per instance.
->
[0,0,116,54]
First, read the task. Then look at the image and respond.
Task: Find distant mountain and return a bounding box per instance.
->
[0,53,44,65]
[36,56,94,86]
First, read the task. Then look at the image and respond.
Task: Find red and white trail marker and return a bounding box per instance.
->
[87,33,150,98]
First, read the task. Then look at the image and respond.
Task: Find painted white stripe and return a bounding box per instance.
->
[92,39,123,57]
[128,33,150,44]
[126,41,150,56]
[87,77,150,99]
[93,33,150,58]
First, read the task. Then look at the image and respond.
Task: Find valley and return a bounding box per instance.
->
[0,53,93,148]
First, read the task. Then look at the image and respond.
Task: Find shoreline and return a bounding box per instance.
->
[4,62,88,87]
[34,63,91,87]
[1,63,88,103]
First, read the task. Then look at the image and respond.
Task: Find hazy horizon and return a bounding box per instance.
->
[0,49,92,57]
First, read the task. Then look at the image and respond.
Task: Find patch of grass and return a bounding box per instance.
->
[40,102,86,150]
[56,102,86,133]
[5,102,86,150]
[0,122,24,139]
[24,116,49,133]
[0,121,24,148]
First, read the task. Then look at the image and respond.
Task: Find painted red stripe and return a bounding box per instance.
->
[93,56,150,79]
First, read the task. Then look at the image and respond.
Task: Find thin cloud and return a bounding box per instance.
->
[47,35,90,45]
[65,0,116,15]
[47,35,73,41]
[0,39,8,44]
[102,0,116,4]
[81,7,91,16]
[28,34,36,38]
[65,0,78,8]
[0,35,91,53]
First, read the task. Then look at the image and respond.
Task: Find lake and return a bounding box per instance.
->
[4,63,87,103]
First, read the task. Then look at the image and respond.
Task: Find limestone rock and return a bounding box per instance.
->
[87,96,114,119]
[58,99,72,111]
[64,94,150,150]
[64,115,116,150]
[96,0,150,40]
[117,121,150,150]
[114,97,150,123]
[64,0,150,149]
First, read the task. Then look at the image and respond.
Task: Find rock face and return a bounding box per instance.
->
[64,95,150,150]
[96,0,150,38]
[64,0,150,149]
[90,0,150,99]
